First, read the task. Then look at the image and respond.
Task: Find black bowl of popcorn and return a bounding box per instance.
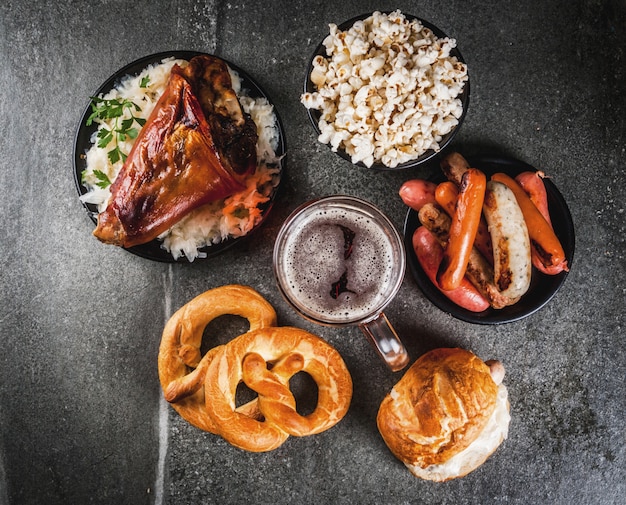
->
[302,10,470,170]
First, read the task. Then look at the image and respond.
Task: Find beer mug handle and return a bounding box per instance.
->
[358,313,410,372]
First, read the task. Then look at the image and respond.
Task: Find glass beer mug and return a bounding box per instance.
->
[273,195,410,372]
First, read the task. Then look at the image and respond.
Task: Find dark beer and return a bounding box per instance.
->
[274,197,402,325]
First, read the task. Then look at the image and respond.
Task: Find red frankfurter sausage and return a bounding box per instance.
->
[515,171,552,226]
[434,181,458,216]
[435,181,494,264]
[399,179,437,211]
[515,171,568,275]
[437,169,487,291]
[413,226,490,312]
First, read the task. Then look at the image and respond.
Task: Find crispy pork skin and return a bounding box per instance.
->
[94,56,258,248]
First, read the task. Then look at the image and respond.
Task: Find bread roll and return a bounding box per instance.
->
[377,347,510,481]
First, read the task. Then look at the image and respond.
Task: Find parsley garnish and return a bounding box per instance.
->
[81,168,113,189]
[140,75,151,88]
[93,170,112,189]
[86,96,146,164]
[80,170,112,189]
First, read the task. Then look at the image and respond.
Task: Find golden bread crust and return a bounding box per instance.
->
[203,326,353,452]
[157,285,352,452]
[377,348,498,469]
[157,285,277,433]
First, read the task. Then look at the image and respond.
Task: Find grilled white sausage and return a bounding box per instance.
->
[483,181,532,301]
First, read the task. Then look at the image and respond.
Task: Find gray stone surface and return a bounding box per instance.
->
[0,0,624,504]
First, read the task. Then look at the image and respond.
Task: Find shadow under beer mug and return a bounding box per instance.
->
[273,195,410,372]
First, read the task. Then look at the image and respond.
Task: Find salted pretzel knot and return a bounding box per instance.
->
[203,326,353,452]
[157,285,277,433]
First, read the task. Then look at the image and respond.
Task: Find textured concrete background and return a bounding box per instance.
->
[0,0,624,504]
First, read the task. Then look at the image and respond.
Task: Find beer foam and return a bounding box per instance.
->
[281,207,396,323]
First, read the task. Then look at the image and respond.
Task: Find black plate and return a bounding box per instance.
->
[404,154,575,324]
[303,12,469,171]
[73,51,286,263]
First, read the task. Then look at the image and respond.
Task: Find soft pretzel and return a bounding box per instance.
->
[158,284,277,433]
[203,326,353,452]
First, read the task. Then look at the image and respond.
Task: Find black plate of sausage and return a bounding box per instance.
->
[403,154,575,324]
